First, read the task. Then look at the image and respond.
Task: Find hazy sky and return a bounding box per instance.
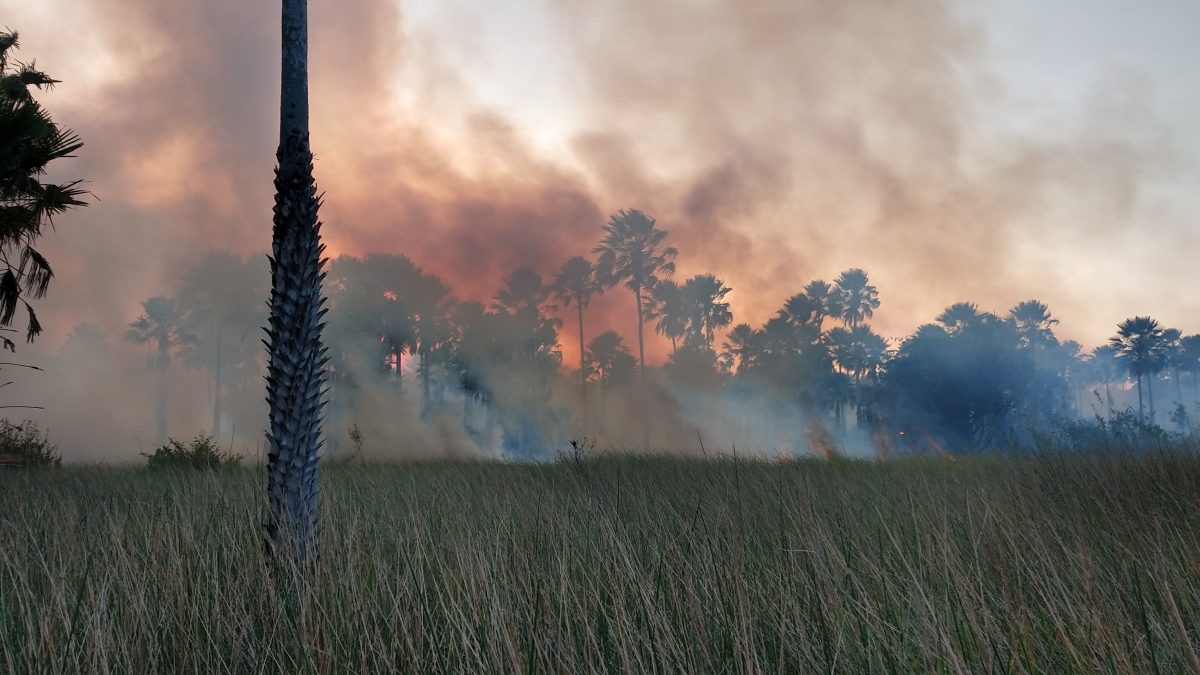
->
[6,0,1200,363]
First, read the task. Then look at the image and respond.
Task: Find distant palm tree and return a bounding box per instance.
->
[937,302,983,335]
[680,274,733,349]
[494,267,561,397]
[777,292,822,345]
[585,330,637,386]
[126,297,192,444]
[177,251,266,438]
[803,280,835,329]
[594,209,677,381]
[265,0,326,565]
[494,267,552,320]
[551,256,603,418]
[1009,300,1059,347]
[721,323,760,374]
[1156,328,1189,408]
[1109,316,1164,421]
[826,325,888,384]
[1181,334,1200,402]
[1086,344,1121,413]
[650,279,688,354]
[833,269,880,328]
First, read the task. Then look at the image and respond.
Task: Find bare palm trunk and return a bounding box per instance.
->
[1136,374,1144,421]
[420,350,432,417]
[156,340,168,444]
[634,286,649,448]
[212,324,222,436]
[1147,374,1156,423]
[265,0,324,567]
[577,302,586,432]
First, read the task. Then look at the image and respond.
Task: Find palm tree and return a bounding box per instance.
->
[777,292,822,345]
[551,256,603,418]
[936,302,983,336]
[593,209,677,380]
[0,32,87,347]
[1109,316,1164,422]
[1009,300,1059,348]
[803,280,835,330]
[177,251,266,439]
[650,279,688,354]
[585,330,636,430]
[265,0,326,564]
[721,323,760,374]
[1160,328,1185,406]
[1181,335,1200,403]
[680,274,733,349]
[585,330,637,386]
[494,267,561,408]
[833,269,880,328]
[1086,344,1121,414]
[125,297,191,444]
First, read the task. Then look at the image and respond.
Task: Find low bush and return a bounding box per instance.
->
[0,419,60,468]
[142,433,241,470]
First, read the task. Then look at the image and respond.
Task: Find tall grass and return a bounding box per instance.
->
[2,453,1199,672]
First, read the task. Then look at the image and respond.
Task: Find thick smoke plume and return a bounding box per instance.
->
[0,0,1191,460]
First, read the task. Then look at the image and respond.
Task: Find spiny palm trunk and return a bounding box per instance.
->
[265,0,325,568]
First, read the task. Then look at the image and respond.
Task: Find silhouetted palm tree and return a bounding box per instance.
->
[551,257,601,400]
[265,0,325,565]
[650,279,688,354]
[1109,316,1164,421]
[803,280,835,329]
[1155,328,1187,406]
[585,330,637,386]
[778,292,822,345]
[680,274,733,349]
[594,209,677,380]
[126,297,192,444]
[1181,335,1200,402]
[833,269,880,328]
[1009,300,1059,348]
[177,251,266,438]
[721,323,760,374]
[494,267,561,403]
[937,302,983,335]
[1086,344,1121,413]
[0,32,87,346]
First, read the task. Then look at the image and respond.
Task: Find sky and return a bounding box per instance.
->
[5,0,1200,367]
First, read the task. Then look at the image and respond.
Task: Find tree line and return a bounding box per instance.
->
[118,209,1200,456]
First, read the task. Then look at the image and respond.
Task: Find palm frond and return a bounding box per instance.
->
[19,246,51,298]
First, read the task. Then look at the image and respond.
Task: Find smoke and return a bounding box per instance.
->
[0,0,1192,460]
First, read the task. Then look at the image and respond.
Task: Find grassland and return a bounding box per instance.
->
[2,452,1200,673]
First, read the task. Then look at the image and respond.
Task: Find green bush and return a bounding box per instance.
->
[142,433,241,470]
[0,419,60,467]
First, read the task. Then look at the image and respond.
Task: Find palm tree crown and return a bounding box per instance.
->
[833,268,880,328]
[593,209,676,377]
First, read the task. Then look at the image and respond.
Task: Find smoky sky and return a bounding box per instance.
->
[6,0,1198,365]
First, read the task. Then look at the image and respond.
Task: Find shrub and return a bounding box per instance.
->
[0,420,60,468]
[143,433,241,470]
